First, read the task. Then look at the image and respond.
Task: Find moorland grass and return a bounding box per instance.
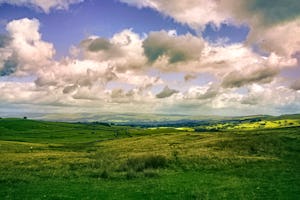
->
[0,118,299,199]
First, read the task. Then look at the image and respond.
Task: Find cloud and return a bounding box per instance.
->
[141,31,269,76]
[116,71,162,87]
[84,38,112,52]
[0,81,41,104]
[80,29,147,72]
[0,59,18,76]
[5,18,55,74]
[120,0,300,29]
[0,0,84,13]
[1,17,300,116]
[35,59,116,89]
[143,30,204,64]
[241,84,300,108]
[149,41,283,77]
[71,86,107,101]
[120,0,300,63]
[185,84,219,100]
[247,19,300,58]
[110,88,126,99]
[119,0,230,30]
[184,74,197,82]
[62,84,78,94]
[222,67,279,88]
[245,0,300,26]
[107,88,141,103]
[0,34,10,48]
[290,79,300,91]
[0,18,55,76]
[81,37,122,55]
[156,86,178,98]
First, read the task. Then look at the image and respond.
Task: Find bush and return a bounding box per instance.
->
[126,169,138,179]
[122,155,168,172]
[100,170,109,179]
[144,155,167,169]
[143,169,159,178]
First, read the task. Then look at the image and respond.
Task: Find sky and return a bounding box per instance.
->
[0,0,300,118]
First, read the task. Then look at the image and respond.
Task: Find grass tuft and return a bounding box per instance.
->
[122,155,168,172]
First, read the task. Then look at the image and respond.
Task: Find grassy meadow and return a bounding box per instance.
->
[0,116,300,199]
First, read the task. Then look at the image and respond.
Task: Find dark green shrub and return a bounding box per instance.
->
[126,169,138,179]
[144,155,167,169]
[143,169,159,178]
[123,155,168,172]
[100,170,109,179]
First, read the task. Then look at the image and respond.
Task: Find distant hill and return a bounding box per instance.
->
[2,113,299,128]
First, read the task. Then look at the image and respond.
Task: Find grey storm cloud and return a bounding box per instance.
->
[290,79,300,91]
[184,74,197,82]
[109,88,136,103]
[0,34,10,48]
[241,95,260,105]
[83,38,112,52]
[185,84,220,101]
[80,37,124,59]
[143,31,204,64]
[247,0,300,25]
[292,51,300,65]
[0,59,18,76]
[120,0,300,30]
[156,86,178,98]
[222,67,279,88]
[197,87,219,100]
[34,77,58,87]
[111,88,125,98]
[63,84,78,94]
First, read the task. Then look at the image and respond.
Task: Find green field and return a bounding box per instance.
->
[0,117,300,199]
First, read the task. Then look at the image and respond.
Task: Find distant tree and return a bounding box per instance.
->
[23,116,27,120]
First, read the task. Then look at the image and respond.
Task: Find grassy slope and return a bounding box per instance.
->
[0,118,299,199]
[199,115,300,131]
